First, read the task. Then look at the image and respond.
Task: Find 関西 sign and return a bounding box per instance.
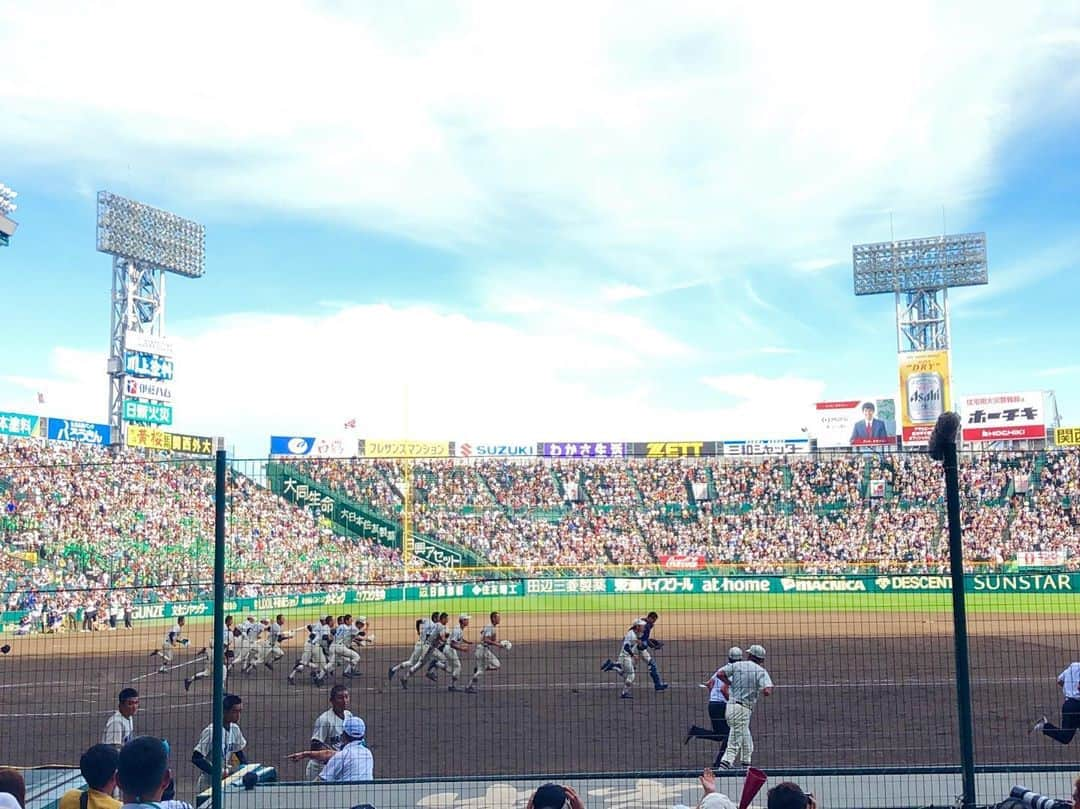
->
[127,427,214,455]
[123,399,173,425]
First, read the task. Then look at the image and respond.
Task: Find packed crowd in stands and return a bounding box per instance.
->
[2,437,1078,620]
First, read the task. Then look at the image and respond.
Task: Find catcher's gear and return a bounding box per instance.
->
[500,640,512,650]
[647,638,664,650]
[0,644,10,654]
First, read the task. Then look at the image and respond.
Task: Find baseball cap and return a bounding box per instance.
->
[748,644,766,659]
[355,616,366,624]
[728,646,744,662]
[633,619,647,627]
[460,613,470,621]
[532,783,568,809]
[342,716,366,739]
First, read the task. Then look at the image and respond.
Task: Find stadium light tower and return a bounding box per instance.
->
[853,232,988,352]
[97,191,205,445]
[0,182,18,247]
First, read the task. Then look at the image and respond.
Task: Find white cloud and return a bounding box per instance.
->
[2,2,1077,272]
[1036,365,1080,378]
[601,284,649,302]
[792,258,841,273]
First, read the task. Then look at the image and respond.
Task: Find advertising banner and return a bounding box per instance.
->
[269,436,354,457]
[125,331,174,357]
[455,442,536,458]
[722,438,810,456]
[539,441,626,458]
[814,399,898,448]
[124,350,174,381]
[1015,550,1067,569]
[630,441,720,458]
[124,377,174,405]
[127,427,214,455]
[123,398,173,425]
[275,470,398,546]
[46,418,110,445]
[0,411,42,438]
[961,391,1045,442]
[358,439,452,458]
[659,554,706,571]
[1054,427,1080,447]
[898,350,951,445]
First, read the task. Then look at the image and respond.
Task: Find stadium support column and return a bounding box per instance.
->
[930,413,975,809]
[212,438,227,809]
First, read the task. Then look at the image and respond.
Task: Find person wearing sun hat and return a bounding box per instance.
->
[289,716,373,782]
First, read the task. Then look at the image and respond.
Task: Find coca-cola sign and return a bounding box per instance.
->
[659,554,706,571]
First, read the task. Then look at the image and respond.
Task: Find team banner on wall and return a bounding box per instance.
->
[814,399,897,448]
[898,350,951,445]
[539,441,626,457]
[270,436,354,457]
[455,442,536,458]
[0,411,42,438]
[722,438,810,456]
[961,391,1045,442]
[630,441,720,458]
[125,331,174,357]
[46,418,110,445]
[1054,427,1080,447]
[358,439,452,458]
[127,426,214,455]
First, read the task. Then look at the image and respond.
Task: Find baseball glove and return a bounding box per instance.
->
[500,640,513,650]
[0,644,10,655]
[180,638,190,647]
[647,638,664,650]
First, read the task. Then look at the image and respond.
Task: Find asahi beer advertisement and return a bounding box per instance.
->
[898,350,951,445]
[814,398,897,448]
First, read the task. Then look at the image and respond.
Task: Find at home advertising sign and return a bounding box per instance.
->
[960,391,1045,442]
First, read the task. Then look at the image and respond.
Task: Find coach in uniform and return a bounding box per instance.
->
[686,647,743,765]
[305,685,353,781]
[717,644,773,769]
[103,688,139,748]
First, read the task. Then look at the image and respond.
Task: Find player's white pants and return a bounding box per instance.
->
[192,649,229,686]
[471,646,501,683]
[721,702,754,765]
[396,640,424,670]
[408,643,447,676]
[159,642,175,663]
[240,642,263,669]
[617,651,636,686]
[445,648,462,680]
[262,642,285,664]
[297,643,327,670]
[325,642,360,673]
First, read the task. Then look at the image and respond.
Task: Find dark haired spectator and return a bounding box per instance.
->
[0,769,24,808]
[59,744,120,809]
[767,782,815,809]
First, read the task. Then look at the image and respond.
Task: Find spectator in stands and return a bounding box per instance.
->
[673,768,736,809]
[59,744,120,809]
[0,770,24,808]
[767,782,815,809]
[528,782,585,809]
[117,736,191,809]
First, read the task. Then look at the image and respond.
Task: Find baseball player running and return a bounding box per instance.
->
[401,612,450,688]
[602,619,646,699]
[466,611,509,693]
[686,646,743,765]
[148,616,188,673]
[260,614,292,670]
[388,618,428,681]
[717,644,773,769]
[637,611,670,692]
[445,614,474,692]
[1032,659,1080,744]
[288,618,331,685]
[239,617,269,674]
[185,615,236,692]
[322,615,362,679]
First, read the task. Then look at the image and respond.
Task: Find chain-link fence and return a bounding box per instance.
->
[1,441,1077,808]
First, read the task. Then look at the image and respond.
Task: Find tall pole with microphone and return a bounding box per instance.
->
[929,412,976,809]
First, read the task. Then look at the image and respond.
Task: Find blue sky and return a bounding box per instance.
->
[1,2,1078,457]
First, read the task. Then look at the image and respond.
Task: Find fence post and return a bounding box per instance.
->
[212,439,227,809]
[931,414,976,808]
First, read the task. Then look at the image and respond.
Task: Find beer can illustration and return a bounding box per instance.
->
[907,372,944,422]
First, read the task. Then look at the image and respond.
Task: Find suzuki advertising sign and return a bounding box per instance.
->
[456,443,536,457]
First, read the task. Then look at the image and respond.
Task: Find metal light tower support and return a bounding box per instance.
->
[97,191,205,446]
[853,232,988,354]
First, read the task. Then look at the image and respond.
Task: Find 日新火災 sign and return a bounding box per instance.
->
[123,399,173,425]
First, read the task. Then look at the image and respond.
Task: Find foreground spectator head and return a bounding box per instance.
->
[80,743,120,794]
[529,782,585,809]
[767,782,815,809]
[0,794,21,809]
[0,769,23,808]
[117,737,171,804]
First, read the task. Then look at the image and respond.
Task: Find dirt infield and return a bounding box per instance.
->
[1,609,1078,801]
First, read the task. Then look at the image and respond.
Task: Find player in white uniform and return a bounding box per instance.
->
[185,615,236,691]
[601,619,646,699]
[305,685,353,781]
[102,688,139,748]
[466,611,509,693]
[322,615,362,679]
[388,618,428,681]
[238,617,269,673]
[260,614,292,670]
[401,612,450,688]
[148,616,188,673]
[192,694,248,793]
[445,614,473,692]
[288,617,332,684]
